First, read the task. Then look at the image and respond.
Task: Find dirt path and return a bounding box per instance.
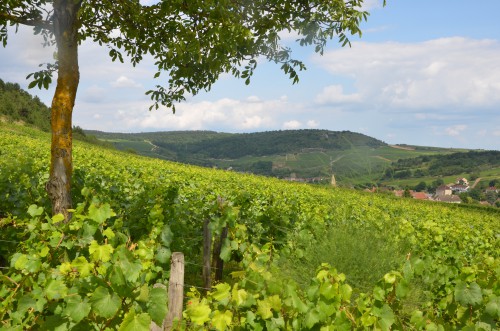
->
[372,155,391,162]
[389,144,415,151]
[470,177,481,189]
[330,155,345,166]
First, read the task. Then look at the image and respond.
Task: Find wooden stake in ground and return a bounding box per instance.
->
[166,252,184,330]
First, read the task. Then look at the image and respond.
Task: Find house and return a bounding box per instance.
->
[434,195,461,204]
[435,185,452,196]
[456,177,469,186]
[485,186,499,194]
[394,190,429,200]
[451,184,468,193]
[410,191,429,200]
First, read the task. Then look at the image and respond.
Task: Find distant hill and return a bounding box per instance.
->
[0,78,113,148]
[2,77,496,187]
[0,78,51,131]
[89,129,500,187]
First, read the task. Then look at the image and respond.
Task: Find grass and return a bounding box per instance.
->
[277,219,412,295]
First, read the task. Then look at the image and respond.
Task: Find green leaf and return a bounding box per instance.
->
[305,308,321,329]
[40,315,70,331]
[372,304,395,331]
[211,283,231,303]
[340,283,352,302]
[231,284,248,307]
[212,310,233,331]
[116,246,143,283]
[454,281,482,307]
[119,310,151,331]
[27,204,43,217]
[89,240,114,262]
[90,286,121,319]
[71,256,94,277]
[64,295,91,323]
[160,224,173,246]
[257,295,281,320]
[396,278,410,299]
[485,296,500,318]
[103,227,115,239]
[45,279,68,300]
[52,213,65,224]
[155,247,171,264]
[288,286,308,313]
[17,295,36,314]
[88,203,114,224]
[186,298,211,326]
[148,286,168,326]
[220,238,232,262]
[11,253,26,270]
[383,271,400,284]
[409,310,426,329]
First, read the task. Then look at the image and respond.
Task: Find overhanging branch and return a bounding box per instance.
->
[0,12,52,31]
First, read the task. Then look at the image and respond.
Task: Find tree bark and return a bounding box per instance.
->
[46,0,81,220]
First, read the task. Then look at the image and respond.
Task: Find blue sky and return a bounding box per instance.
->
[1,0,499,150]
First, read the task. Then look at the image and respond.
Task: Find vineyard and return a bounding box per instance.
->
[0,123,499,330]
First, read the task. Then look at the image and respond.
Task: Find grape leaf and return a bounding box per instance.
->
[212,310,233,331]
[118,310,151,331]
[64,295,91,323]
[148,286,168,326]
[45,279,68,300]
[90,286,121,319]
[454,281,482,307]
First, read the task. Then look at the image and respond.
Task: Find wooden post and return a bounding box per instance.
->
[202,219,212,291]
[165,252,184,331]
[212,226,228,282]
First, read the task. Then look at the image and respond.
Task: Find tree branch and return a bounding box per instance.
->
[0,12,52,30]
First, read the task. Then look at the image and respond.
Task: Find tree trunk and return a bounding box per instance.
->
[45,0,81,220]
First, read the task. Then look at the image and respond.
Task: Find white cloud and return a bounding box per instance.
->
[360,0,384,10]
[307,120,319,128]
[111,76,142,88]
[97,96,296,132]
[283,120,302,129]
[315,84,362,104]
[315,37,500,112]
[445,125,467,137]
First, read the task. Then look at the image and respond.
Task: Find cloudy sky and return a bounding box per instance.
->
[1,0,499,150]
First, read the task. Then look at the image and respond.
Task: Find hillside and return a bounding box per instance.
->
[0,78,51,131]
[1,121,499,330]
[1,77,497,188]
[91,129,479,184]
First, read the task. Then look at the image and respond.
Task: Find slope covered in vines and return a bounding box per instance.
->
[0,123,498,330]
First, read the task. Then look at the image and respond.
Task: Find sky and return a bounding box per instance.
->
[1,0,499,150]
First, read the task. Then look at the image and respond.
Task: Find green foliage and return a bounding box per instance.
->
[1,0,369,110]
[390,150,500,178]
[0,78,51,131]
[0,200,170,330]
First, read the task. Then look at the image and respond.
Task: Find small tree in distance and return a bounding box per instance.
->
[1,0,377,220]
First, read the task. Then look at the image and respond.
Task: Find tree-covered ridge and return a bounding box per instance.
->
[0,78,51,131]
[92,129,387,159]
[157,130,387,159]
[385,150,500,179]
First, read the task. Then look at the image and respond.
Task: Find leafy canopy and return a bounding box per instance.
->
[1,0,370,110]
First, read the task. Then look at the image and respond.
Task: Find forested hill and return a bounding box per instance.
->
[0,78,51,131]
[89,129,387,159]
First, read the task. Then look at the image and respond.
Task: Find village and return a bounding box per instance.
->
[389,177,499,206]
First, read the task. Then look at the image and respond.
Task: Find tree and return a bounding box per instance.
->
[414,181,427,192]
[1,0,373,220]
